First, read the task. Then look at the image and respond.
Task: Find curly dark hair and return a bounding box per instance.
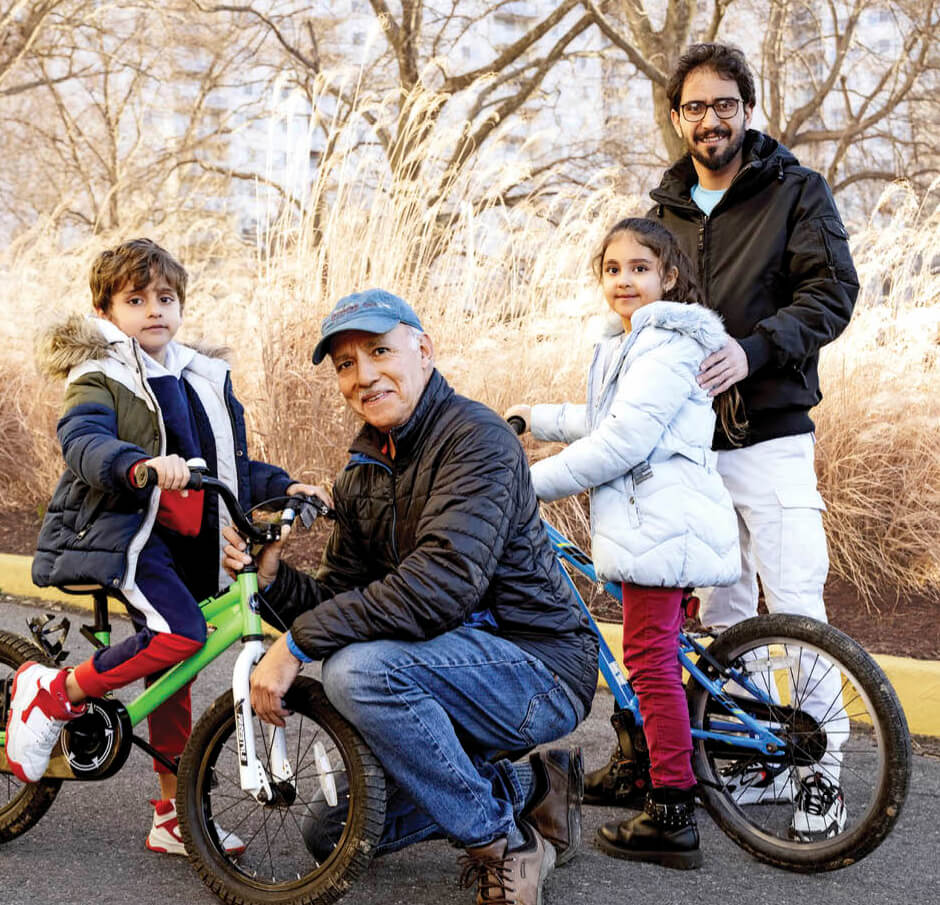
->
[666,43,755,111]
[90,238,188,313]
[592,217,703,305]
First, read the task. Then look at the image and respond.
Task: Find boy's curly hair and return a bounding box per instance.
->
[90,238,188,313]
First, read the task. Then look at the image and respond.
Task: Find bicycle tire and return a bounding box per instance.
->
[688,614,910,871]
[178,676,386,905]
[0,631,63,843]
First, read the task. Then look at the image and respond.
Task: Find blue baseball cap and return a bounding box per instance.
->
[312,288,424,365]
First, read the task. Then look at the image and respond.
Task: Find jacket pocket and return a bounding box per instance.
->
[623,473,641,529]
[818,217,857,285]
[74,491,108,541]
[774,485,828,584]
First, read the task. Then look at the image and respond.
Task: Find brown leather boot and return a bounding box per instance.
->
[520,748,583,865]
[458,823,556,905]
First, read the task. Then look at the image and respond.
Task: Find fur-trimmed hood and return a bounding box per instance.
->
[37,314,229,380]
[600,300,728,355]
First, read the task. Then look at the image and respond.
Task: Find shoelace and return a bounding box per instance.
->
[457,852,517,905]
[34,715,66,747]
[796,775,839,816]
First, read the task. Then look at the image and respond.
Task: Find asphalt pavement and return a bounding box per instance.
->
[0,596,937,905]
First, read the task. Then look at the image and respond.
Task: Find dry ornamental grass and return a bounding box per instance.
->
[0,82,937,611]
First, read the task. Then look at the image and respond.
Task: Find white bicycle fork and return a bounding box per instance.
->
[231,640,293,803]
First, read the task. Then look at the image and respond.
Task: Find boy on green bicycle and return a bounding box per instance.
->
[6,238,319,855]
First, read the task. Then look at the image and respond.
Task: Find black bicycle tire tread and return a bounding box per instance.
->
[178,678,386,905]
[0,631,63,843]
[690,614,911,872]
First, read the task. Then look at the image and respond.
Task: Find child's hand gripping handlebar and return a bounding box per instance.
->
[134,463,334,545]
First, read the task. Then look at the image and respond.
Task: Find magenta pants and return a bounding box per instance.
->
[621,583,696,790]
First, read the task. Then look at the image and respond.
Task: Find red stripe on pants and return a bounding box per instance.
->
[621,583,695,789]
[72,632,202,698]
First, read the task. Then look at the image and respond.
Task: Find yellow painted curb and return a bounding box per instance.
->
[0,554,83,605]
[2,554,938,737]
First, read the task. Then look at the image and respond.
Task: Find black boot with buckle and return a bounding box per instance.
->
[583,707,651,808]
[596,786,702,870]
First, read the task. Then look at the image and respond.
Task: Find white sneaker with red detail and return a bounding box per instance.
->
[727,765,795,806]
[146,798,246,857]
[5,662,85,783]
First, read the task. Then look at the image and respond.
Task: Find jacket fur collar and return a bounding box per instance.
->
[600,301,728,355]
[38,314,228,379]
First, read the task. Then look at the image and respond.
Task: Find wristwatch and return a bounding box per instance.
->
[132,462,151,489]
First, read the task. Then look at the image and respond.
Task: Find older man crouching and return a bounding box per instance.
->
[223,289,598,905]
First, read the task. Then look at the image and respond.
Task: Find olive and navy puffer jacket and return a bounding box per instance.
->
[260,369,600,715]
[32,315,294,595]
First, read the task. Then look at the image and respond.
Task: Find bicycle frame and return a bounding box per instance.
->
[1,545,286,800]
[544,521,789,758]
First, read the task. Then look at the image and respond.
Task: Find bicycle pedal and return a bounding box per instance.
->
[27,613,71,664]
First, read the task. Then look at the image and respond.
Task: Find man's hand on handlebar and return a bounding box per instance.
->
[221,523,284,587]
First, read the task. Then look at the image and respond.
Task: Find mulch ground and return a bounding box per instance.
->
[2,506,937,661]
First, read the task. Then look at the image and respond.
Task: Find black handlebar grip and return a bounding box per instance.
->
[507,416,526,436]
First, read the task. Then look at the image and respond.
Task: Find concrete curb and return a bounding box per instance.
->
[3,552,939,737]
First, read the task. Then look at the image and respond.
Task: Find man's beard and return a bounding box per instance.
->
[688,126,745,171]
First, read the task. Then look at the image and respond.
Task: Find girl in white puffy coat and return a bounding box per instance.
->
[507,218,741,870]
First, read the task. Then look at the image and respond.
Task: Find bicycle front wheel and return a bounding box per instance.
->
[178,677,386,905]
[688,614,910,872]
[0,631,62,843]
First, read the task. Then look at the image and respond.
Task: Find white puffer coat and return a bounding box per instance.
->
[530,301,740,589]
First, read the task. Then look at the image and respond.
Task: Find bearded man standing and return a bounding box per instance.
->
[587,44,859,844]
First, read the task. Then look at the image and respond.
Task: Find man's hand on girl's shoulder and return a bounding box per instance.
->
[698,339,748,396]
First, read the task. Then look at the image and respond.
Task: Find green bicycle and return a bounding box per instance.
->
[0,473,386,905]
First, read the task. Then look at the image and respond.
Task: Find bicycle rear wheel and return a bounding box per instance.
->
[688,614,910,872]
[178,676,385,905]
[0,631,62,842]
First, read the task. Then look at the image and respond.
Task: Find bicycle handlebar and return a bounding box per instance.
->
[135,466,332,545]
[507,416,526,436]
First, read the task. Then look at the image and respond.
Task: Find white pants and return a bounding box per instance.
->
[702,433,829,626]
[701,433,846,777]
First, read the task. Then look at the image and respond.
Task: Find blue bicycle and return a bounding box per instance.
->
[545,519,911,871]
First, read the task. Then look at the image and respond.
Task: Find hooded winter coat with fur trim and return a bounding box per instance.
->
[32,315,293,593]
[530,301,740,589]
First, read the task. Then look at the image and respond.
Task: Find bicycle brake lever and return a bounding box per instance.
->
[297,496,335,528]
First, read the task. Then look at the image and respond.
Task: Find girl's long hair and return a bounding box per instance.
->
[594,217,747,445]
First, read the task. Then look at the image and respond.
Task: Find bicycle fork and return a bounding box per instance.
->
[232,640,289,803]
[230,640,337,808]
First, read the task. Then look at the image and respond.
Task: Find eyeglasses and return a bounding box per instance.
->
[678,98,741,122]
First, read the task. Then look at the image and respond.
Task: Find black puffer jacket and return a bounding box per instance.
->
[650,130,859,448]
[261,370,599,712]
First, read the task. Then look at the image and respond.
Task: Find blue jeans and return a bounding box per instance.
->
[320,626,580,852]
